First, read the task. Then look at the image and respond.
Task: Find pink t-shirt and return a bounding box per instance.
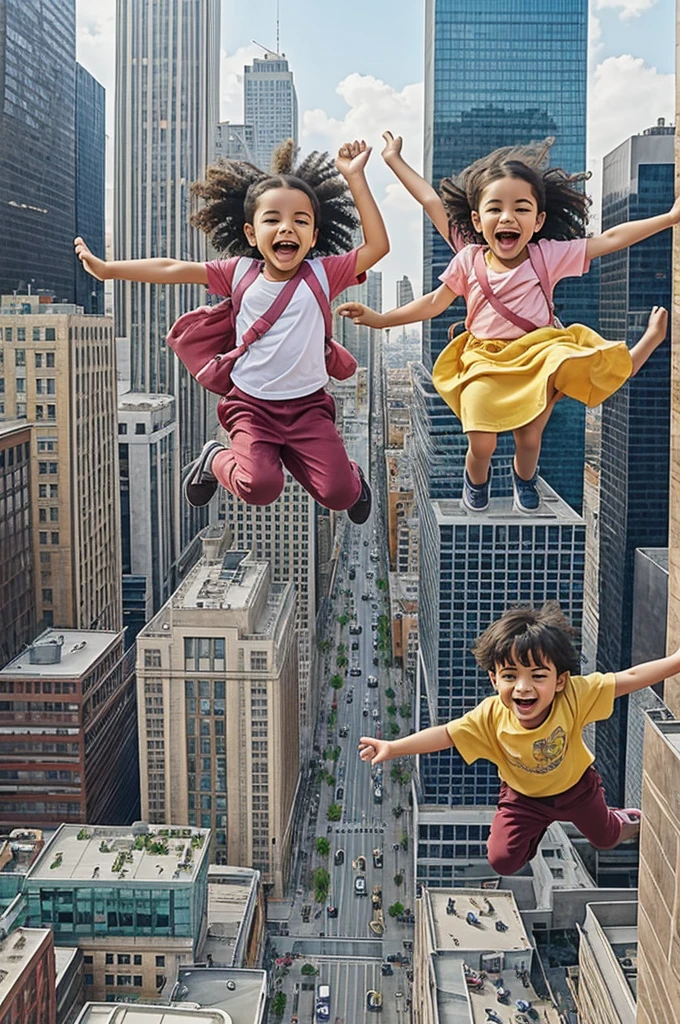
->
[205,249,365,400]
[439,238,591,340]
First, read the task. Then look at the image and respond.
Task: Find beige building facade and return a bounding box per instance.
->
[136,534,299,895]
[575,901,637,1024]
[0,295,121,632]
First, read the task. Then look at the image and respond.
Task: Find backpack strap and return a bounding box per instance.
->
[472,247,540,333]
[296,261,333,338]
[239,270,305,347]
[525,242,554,320]
[230,259,262,313]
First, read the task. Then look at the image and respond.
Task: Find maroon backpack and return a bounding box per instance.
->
[166,257,358,395]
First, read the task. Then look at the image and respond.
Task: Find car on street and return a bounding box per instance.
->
[345,694,353,704]
[363,707,369,716]
[354,875,367,896]
[373,785,382,804]
[349,568,356,580]
[372,708,379,720]
[366,990,382,1012]
[373,848,383,868]
[335,787,344,801]
[339,725,349,738]
[372,602,379,610]
[364,539,369,546]
[326,905,338,917]
[351,641,359,650]
[370,550,379,562]
[367,675,378,688]
[373,657,379,666]
[355,855,367,871]
[334,849,344,865]
[349,625,362,635]
[316,983,331,1022]
[366,570,374,580]
[349,666,361,677]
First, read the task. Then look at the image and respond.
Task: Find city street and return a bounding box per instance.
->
[268,414,415,1023]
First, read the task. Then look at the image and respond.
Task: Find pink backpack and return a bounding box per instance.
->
[167,257,358,395]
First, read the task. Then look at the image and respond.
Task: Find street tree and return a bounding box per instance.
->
[392,804,404,819]
[330,674,344,690]
[388,901,405,918]
[394,872,403,886]
[272,991,287,1017]
[400,833,409,851]
[315,837,330,856]
[385,687,396,700]
[326,803,342,822]
[399,703,412,719]
[388,721,401,739]
[336,654,348,669]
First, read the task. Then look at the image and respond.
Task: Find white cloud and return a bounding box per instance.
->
[587,54,674,225]
[594,0,657,19]
[303,74,425,303]
[220,46,261,124]
[588,13,604,72]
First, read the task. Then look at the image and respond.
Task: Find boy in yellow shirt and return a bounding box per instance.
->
[359,603,680,874]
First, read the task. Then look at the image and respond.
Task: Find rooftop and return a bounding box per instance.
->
[434,479,583,524]
[76,1006,231,1024]
[0,630,121,679]
[427,888,531,953]
[204,867,259,966]
[118,394,175,411]
[173,967,267,1024]
[26,824,210,886]
[0,419,31,439]
[0,829,46,876]
[0,928,52,1001]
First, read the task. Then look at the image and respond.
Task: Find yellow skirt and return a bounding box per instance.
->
[431,324,633,433]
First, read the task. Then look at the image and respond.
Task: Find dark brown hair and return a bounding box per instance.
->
[440,138,591,246]
[190,138,358,257]
[472,602,580,676]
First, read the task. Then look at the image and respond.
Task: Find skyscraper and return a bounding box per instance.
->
[594,121,673,805]
[0,422,35,667]
[244,52,298,172]
[75,64,106,315]
[421,0,592,510]
[114,0,220,553]
[0,0,76,303]
[416,489,584,806]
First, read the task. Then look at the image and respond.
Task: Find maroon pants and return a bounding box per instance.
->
[486,766,623,875]
[214,385,362,509]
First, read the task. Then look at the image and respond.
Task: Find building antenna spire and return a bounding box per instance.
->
[276,0,280,54]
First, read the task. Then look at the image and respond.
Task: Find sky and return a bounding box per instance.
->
[75,0,676,303]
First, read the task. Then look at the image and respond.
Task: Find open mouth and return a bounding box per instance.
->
[273,240,300,260]
[513,697,538,711]
[495,230,520,251]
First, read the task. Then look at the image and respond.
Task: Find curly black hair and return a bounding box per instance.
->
[439,138,591,246]
[190,138,359,257]
[471,601,580,677]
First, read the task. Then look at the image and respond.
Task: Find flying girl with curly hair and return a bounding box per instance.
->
[75,139,388,523]
[341,134,675,514]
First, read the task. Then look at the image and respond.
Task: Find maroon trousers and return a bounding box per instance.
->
[213,385,362,509]
[486,766,623,875]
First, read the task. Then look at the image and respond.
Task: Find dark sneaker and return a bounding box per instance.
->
[348,466,372,524]
[183,440,225,507]
[461,467,491,512]
[512,465,540,513]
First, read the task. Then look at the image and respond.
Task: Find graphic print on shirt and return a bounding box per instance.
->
[504,726,567,775]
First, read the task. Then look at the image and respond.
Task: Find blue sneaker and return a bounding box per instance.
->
[512,465,540,513]
[461,467,491,512]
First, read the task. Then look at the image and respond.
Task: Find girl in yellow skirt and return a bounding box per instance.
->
[339,136,676,512]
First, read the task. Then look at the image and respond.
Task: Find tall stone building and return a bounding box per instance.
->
[114,0,220,555]
[136,536,299,896]
[0,296,122,632]
[0,421,35,667]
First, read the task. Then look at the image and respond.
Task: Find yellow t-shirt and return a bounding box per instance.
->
[445,672,616,798]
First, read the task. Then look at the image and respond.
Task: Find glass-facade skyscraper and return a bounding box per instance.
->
[114,0,220,555]
[594,122,674,805]
[0,0,76,302]
[75,63,105,315]
[421,0,593,510]
[244,53,298,172]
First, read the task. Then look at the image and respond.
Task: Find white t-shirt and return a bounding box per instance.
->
[205,250,364,401]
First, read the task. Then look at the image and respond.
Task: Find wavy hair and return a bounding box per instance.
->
[472,602,580,677]
[190,138,359,257]
[439,138,591,245]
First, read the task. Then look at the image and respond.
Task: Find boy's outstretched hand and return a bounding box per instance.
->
[74,237,108,281]
[358,736,392,765]
[381,130,403,164]
[335,139,371,179]
[669,195,680,224]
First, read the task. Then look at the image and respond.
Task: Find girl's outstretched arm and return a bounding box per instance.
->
[338,282,457,330]
[614,647,680,698]
[335,140,389,275]
[586,196,680,260]
[381,130,451,244]
[74,237,209,285]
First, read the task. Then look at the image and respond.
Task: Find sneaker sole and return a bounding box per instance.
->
[460,497,489,513]
[183,442,223,507]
